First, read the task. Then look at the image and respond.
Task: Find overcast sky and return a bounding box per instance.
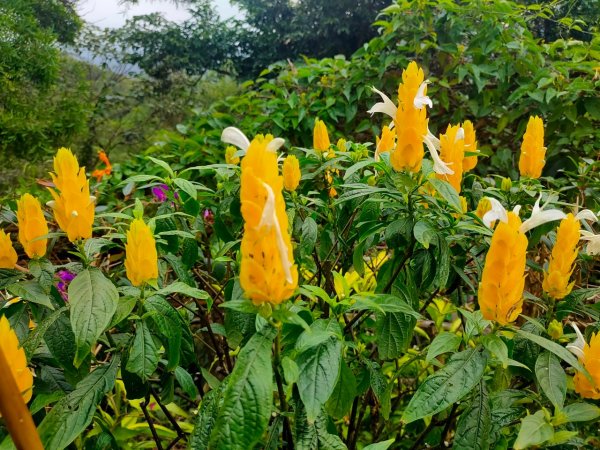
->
[77,0,240,28]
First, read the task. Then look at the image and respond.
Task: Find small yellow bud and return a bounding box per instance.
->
[501,177,512,192]
[336,138,347,151]
[225,146,240,165]
[282,155,301,192]
[313,119,331,154]
[367,176,377,186]
[16,194,48,259]
[548,319,563,340]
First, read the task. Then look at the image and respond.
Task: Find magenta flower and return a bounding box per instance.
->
[152,184,169,202]
[56,270,76,301]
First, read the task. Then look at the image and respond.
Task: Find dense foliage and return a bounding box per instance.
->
[0,1,599,449]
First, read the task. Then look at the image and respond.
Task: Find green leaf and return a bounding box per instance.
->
[38,356,120,450]
[175,366,199,398]
[69,268,119,367]
[426,332,461,364]
[482,334,509,368]
[173,177,197,199]
[513,410,554,450]
[157,281,211,308]
[126,320,159,381]
[535,351,566,409]
[22,306,67,359]
[296,322,342,422]
[209,326,276,449]
[147,156,174,176]
[109,295,137,328]
[413,220,436,249]
[428,178,463,212]
[452,382,491,450]
[7,280,53,309]
[376,310,416,360]
[363,439,395,450]
[402,348,488,423]
[190,382,228,450]
[300,217,318,256]
[144,295,183,370]
[326,360,357,418]
[349,294,420,317]
[559,402,600,423]
[516,330,586,374]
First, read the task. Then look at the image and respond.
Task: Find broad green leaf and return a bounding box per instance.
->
[516,330,586,374]
[363,439,395,450]
[349,294,420,317]
[144,295,183,370]
[157,281,209,300]
[513,410,554,449]
[557,402,600,424]
[38,356,120,450]
[453,382,491,450]
[326,360,357,418]
[69,268,119,367]
[296,321,342,421]
[126,320,159,381]
[482,334,509,368]
[403,348,488,423]
[7,280,53,309]
[535,351,566,409]
[413,220,436,249]
[209,326,276,449]
[426,332,461,364]
[22,306,67,359]
[173,177,197,199]
[428,178,463,212]
[376,310,416,359]
[175,366,199,398]
[295,319,341,352]
[109,295,137,328]
[300,217,318,256]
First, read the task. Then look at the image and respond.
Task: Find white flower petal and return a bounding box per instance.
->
[423,134,454,175]
[580,230,600,255]
[46,201,56,209]
[413,80,433,110]
[221,127,250,151]
[258,182,293,284]
[367,87,397,119]
[267,137,285,152]
[482,197,508,228]
[455,127,465,142]
[567,323,586,360]
[576,209,598,223]
[520,209,566,234]
[426,128,440,149]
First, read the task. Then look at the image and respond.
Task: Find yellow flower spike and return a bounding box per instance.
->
[542,213,580,300]
[390,62,430,172]
[240,134,298,305]
[16,194,48,259]
[573,330,600,399]
[313,118,331,154]
[519,116,546,179]
[282,155,301,192]
[124,218,158,287]
[47,148,95,242]
[461,120,478,171]
[375,125,396,161]
[0,230,18,269]
[478,212,528,325]
[225,145,240,165]
[0,316,33,404]
[336,138,347,151]
[436,124,465,193]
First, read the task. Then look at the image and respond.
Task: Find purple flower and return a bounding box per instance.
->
[56,270,76,301]
[152,184,170,202]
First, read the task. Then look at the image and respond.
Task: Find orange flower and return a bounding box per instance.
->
[436,125,465,193]
[92,150,112,182]
[542,213,580,299]
[572,329,600,399]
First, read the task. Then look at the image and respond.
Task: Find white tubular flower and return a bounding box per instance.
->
[267,137,285,153]
[576,209,598,223]
[482,197,509,228]
[221,127,250,152]
[367,87,397,119]
[519,195,566,233]
[455,127,465,142]
[580,230,600,255]
[567,323,586,360]
[423,133,454,175]
[413,80,433,110]
[258,182,293,284]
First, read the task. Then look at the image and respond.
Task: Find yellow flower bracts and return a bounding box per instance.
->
[16,194,48,259]
[125,219,158,287]
[519,116,546,179]
[391,62,429,172]
[282,155,301,192]
[542,213,580,299]
[478,212,528,325]
[0,230,18,269]
[0,316,33,404]
[574,332,600,399]
[48,148,95,242]
[436,124,465,193]
[240,134,298,305]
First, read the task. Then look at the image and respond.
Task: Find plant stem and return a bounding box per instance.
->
[273,327,293,449]
[141,393,164,450]
[149,386,186,440]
